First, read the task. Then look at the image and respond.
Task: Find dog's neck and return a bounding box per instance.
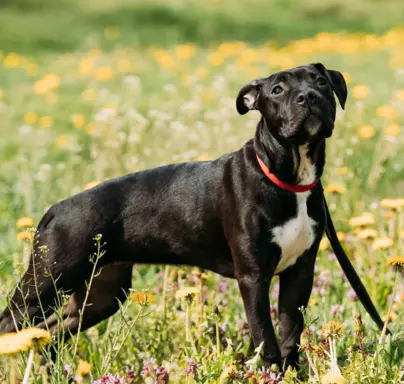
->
[254,118,326,186]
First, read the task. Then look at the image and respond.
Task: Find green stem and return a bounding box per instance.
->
[185,304,190,343]
[162,265,170,321]
[379,269,399,345]
[22,348,35,384]
[216,322,220,356]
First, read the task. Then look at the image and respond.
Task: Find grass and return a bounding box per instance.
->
[0,3,404,383]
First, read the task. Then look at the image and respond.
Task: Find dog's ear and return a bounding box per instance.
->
[236,79,265,115]
[312,63,348,110]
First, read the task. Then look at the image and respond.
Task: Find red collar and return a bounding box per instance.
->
[255,154,319,193]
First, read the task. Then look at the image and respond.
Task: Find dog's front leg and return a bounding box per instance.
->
[236,266,281,368]
[278,246,318,371]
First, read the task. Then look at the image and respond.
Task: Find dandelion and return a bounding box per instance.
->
[0,89,3,98]
[324,184,345,194]
[336,167,348,175]
[395,89,404,102]
[342,72,351,84]
[129,291,157,305]
[84,180,100,190]
[319,237,330,251]
[3,53,21,68]
[380,198,404,210]
[372,237,393,250]
[38,116,53,129]
[321,372,346,384]
[72,114,85,128]
[24,112,38,125]
[349,213,374,227]
[95,66,114,81]
[385,122,400,137]
[81,88,97,101]
[175,287,200,300]
[16,217,34,228]
[387,256,404,269]
[321,320,344,340]
[85,123,96,134]
[56,135,70,148]
[175,44,197,60]
[77,359,91,376]
[358,125,376,139]
[352,85,369,99]
[16,231,33,241]
[0,332,31,355]
[78,58,94,74]
[376,105,398,120]
[356,228,378,239]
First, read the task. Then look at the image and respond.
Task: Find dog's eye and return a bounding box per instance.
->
[272,85,283,95]
[317,77,327,86]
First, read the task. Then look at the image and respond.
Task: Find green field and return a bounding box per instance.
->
[0,1,404,383]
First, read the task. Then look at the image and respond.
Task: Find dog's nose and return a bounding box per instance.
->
[296,90,317,106]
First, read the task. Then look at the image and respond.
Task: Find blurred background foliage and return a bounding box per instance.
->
[1,0,404,54]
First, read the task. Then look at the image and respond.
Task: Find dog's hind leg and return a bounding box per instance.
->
[39,264,133,341]
[0,210,97,333]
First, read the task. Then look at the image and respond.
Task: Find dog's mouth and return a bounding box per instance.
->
[304,113,333,139]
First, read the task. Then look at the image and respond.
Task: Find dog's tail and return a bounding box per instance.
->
[323,196,391,335]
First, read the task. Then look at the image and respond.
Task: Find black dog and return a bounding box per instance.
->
[0,63,388,370]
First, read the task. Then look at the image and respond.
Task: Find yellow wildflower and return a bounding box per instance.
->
[78,58,94,74]
[337,232,345,241]
[319,237,329,251]
[3,53,21,68]
[321,372,346,384]
[376,105,398,120]
[175,287,200,299]
[321,320,344,339]
[85,123,96,134]
[0,332,31,354]
[358,125,376,139]
[342,72,351,85]
[19,328,52,348]
[24,62,39,77]
[372,237,393,250]
[72,114,85,128]
[84,181,100,190]
[38,116,53,129]
[16,231,33,241]
[24,111,38,125]
[385,123,400,137]
[0,89,3,99]
[81,88,97,101]
[95,67,113,81]
[196,153,212,162]
[395,89,404,103]
[129,291,157,305]
[349,213,374,227]
[56,135,70,148]
[77,359,92,376]
[352,85,369,99]
[336,167,348,175]
[175,44,197,60]
[16,217,34,228]
[356,228,378,239]
[386,256,404,268]
[380,198,404,210]
[324,184,345,194]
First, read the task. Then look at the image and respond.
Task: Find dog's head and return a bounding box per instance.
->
[236,63,347,144]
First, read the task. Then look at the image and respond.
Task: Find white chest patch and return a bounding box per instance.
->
[272,145,317,274]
